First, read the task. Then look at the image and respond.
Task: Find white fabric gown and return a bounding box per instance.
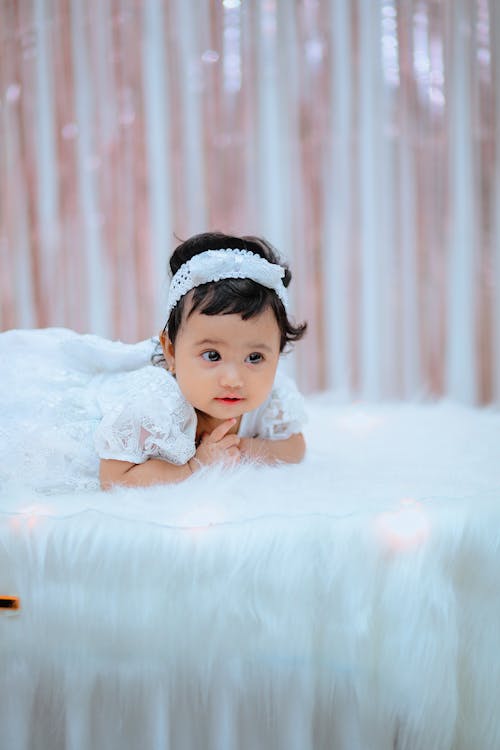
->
[0,328,306,494]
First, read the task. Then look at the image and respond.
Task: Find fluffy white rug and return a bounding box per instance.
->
[1,395,500,749]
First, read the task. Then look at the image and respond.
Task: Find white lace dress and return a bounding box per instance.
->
[0,328,307,494]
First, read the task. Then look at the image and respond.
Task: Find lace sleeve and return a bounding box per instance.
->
[94,367,197,465]
[258,371,308,440]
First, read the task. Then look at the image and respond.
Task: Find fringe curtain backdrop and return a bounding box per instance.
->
[0,0,499,403]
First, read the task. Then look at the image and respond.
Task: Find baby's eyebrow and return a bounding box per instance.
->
[246,343,273,353]
[194,338,273,353]
[194,338,225,348]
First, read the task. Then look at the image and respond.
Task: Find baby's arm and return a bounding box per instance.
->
[239,433,306,464]
[100,457,194,489]
[100,419,240,489]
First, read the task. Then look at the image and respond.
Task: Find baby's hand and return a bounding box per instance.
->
[190,419,241,470]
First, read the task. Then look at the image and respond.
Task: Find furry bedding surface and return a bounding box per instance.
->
[1,395,500,749]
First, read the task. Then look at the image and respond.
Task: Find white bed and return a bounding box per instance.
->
[1,390,500,749]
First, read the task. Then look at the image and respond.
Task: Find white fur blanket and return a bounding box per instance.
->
[1,397,500,749]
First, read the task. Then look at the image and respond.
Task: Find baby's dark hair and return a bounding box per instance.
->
[152,231,307,364]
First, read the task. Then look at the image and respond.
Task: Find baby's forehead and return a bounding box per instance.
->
[180,307,281,347]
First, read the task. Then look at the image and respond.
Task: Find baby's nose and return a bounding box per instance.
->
[219,364,244,388]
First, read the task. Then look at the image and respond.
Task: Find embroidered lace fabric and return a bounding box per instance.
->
[258,372,308,439]
[94,367,197,466]
[0,329,306,494]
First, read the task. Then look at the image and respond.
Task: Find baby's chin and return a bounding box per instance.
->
[202,400,262,421]
[209,402,248,418]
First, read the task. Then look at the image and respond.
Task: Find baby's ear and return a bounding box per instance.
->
[159,331,175,366]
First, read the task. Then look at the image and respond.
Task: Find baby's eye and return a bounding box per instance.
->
[246,352,264,364]
[201,350,220,362]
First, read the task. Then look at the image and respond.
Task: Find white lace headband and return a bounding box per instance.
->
[166,248,290,319]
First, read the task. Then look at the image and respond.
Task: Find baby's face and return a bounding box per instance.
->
[161,307,281,428]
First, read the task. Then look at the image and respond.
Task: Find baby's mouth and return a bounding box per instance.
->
[215,396,244,404]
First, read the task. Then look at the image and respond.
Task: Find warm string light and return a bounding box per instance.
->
[8,505,52,531]
[375,499,431,553]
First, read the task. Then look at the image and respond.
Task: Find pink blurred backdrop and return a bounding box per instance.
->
[1,0,499,402]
